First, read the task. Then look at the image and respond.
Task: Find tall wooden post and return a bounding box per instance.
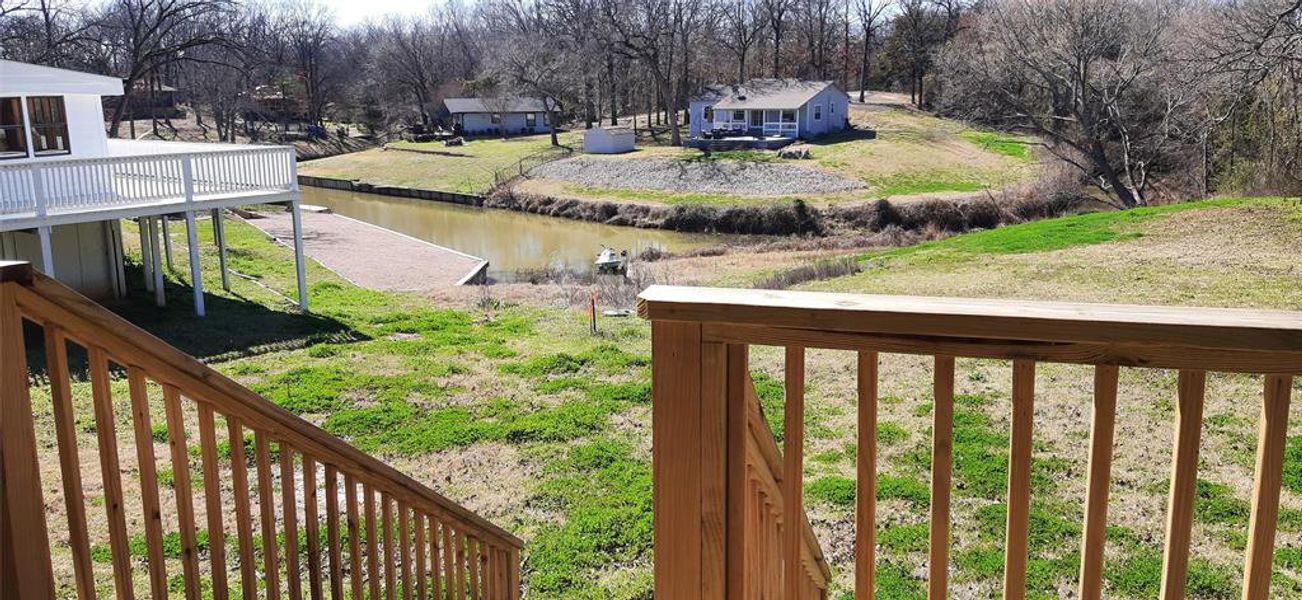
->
[651,320,729,599]
[0,264,55,599]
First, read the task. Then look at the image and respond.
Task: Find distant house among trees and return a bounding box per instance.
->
[104,75,183,120]
[440,97,550,136]
[689,79,849,140]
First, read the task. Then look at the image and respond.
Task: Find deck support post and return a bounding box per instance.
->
[36,226,54,279]
[184,212,204,317]
[211,209,230,292]
[138,218,154,292]
[161,217,174,272]
[289,200,309,312]
[149,217,165,307]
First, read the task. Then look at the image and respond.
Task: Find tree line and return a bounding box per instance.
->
[2,0,1299,206]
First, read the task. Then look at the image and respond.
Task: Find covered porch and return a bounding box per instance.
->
[704,108,801,139]
[0,139,308,316]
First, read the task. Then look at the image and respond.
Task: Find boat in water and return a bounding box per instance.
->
[595,247,628,275]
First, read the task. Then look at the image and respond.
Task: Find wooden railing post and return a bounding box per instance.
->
[0,265,54,600]
[651,320,730,599]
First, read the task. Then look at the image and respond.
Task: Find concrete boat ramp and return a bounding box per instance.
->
[249,211,488,291]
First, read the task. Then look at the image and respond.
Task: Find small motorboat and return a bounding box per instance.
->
[594,247,627,275]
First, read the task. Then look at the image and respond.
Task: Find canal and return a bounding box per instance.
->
[298,187,723,278]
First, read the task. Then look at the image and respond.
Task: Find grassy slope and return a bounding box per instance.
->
[517,103,1037,206]
[298,132,579,194]
[36,198,1302,599]
[789,197,1302,598]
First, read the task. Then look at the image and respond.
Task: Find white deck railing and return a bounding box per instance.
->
[0,143,297,220]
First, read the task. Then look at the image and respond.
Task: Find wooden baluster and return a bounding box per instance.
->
[400,503,413,600]
[228,418,258,600]
[365,483,380,600]
[281,447,303,600]
[346,474,364,600]
[1159,370,1206,600]
[0,283,55,599]
[930,355,955,600]
[383,493,396,600]
[783,346,805,600]
[89,347,135,600]
[165,385,202,600]
[856,351,878,600]
[415,512,427,600]
[1241,375,1294,600]
[1003,360,1036,600]
[126,367,168,600]
[257,432,283,600]
[507,547,520,600]
[326,465,344,600]
[1079,365,1119,600]
[455,528,467,600]
[436,517,449,600]
[197,404,230,600]
[467,537,480,599]
[305,456,324,600]
[43,327,95,600]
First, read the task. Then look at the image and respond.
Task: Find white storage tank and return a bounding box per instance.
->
[583,126,636,154]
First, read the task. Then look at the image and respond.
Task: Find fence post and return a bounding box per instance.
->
[0,264,55,600]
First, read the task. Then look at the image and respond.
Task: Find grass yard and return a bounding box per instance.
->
[298,131,579,195]
[27,197,1302,598]
[516,99,1039,207]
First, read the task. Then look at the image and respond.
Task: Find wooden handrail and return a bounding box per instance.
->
[0,261,521,599]
[642,285,1299,600]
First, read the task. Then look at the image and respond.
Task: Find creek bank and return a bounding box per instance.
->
[297,175,1085,238]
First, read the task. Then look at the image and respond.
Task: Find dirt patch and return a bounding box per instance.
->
[530,155,866,196]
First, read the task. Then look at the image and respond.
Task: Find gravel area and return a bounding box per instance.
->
[529,156,866,196]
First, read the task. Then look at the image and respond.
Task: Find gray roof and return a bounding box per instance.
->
[442,97,547,114]
[705,79,840,110]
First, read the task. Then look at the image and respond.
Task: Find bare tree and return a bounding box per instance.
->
[940,0,1202,207]
[763,0,793,75]
[854,0,889,101]
[95,0,231,137]
[720,0,766,82]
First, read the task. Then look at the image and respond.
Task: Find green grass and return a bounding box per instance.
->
[299,132,579,194]
[959,130,1035,160]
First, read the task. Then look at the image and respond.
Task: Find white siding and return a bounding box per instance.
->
[0,220,121,299]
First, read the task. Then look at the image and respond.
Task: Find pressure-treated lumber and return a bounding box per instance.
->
[1241,375,1293,600]
[1079,365,1119,600]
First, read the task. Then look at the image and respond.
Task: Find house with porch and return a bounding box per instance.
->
[0,59,308,316]
[688,79,849,148]
[440,97,551,136]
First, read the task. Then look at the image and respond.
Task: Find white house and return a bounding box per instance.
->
[441,97,551,136]
[688,79,850,141]
[583,126,635,154]
[0,60,307,316]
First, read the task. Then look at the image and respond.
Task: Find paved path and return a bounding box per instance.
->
[249,211,488,291]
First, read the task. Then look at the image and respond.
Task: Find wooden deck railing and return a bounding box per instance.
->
[639,285,1301,599]
[0,261,522,599]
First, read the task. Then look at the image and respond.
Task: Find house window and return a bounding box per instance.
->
[526,113,537,128]
[781,110,796,123]
[703,106,713,121]
[813,105,823,121]
[491,113,502,125]
[732,110,745,121]
[749,111,763,127]
[27,96,70,156]
[0,98,26,160]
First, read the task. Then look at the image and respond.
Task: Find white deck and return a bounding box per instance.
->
[0,140,298,232]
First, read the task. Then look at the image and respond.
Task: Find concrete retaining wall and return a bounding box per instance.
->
[297,175,485,207]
